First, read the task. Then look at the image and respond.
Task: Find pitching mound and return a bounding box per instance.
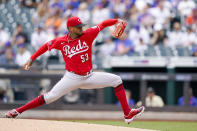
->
[0,118,154,131]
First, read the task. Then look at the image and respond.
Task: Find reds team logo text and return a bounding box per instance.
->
[63,40,89,58]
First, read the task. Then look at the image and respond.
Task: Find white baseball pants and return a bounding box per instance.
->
[44,71,122,104]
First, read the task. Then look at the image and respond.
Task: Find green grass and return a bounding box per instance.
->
[64,120,197,131]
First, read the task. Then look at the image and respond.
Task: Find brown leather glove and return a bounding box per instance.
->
[112,20,127,38]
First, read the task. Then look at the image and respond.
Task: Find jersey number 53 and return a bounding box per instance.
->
[80,53,89,63]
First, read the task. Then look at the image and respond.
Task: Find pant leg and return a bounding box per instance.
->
[80,72,122,89]
[80,72,131,116]
[44,73,81,104]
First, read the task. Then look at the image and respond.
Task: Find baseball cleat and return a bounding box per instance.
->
[124,106,145,124]
[5,109,19,118]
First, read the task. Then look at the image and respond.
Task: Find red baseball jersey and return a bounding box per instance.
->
[30,19,118,75]
[46,25,101,74]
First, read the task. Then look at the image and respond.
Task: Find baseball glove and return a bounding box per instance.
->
[112,20,127,38]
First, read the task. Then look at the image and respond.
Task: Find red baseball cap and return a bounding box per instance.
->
[67,17,86,27]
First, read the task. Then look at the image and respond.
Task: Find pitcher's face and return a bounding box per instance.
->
[69,26,83,36]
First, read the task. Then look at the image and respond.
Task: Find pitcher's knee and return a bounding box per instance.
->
[44,91,60,104]
[112,75,122,87]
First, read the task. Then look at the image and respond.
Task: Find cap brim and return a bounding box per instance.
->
[75,24,86,27]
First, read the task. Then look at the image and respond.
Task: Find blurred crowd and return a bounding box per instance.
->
[1,0,197,104]
[0,0,197,69]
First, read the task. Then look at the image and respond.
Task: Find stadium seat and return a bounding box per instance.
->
[0,1,35,37]
[159,45,175,57]
[144,45,157,56]
[176,45,190,57]
[132,51,140,56]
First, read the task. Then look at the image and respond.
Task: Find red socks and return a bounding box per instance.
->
[16,95,45,114]
[114,84,131,116]
[16,85,130,116]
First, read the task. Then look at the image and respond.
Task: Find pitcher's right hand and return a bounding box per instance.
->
[23,59,33,70]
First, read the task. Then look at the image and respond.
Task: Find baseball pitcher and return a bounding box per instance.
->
[5,17,144,124]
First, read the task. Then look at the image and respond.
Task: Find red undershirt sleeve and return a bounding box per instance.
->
[30,37,61,61]
[85,19,118,43]
[30,43,48,61]
[98,19,118,30]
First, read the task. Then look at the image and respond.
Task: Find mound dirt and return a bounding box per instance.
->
[0,118,154,131]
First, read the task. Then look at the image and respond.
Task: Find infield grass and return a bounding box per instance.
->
[65,120,197,131]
